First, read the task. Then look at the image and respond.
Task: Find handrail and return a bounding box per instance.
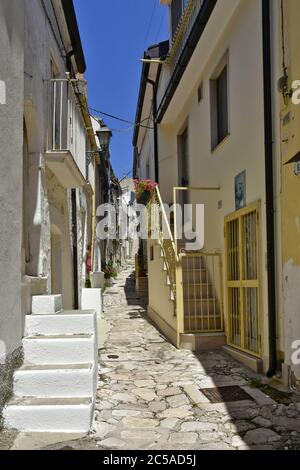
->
[174,186,220,191]
[148,185,224,347]
[149,186,178,303]
[155,186,176,251]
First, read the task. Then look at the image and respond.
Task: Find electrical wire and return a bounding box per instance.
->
[119,169,133,182]
[143,0,157,50]
[89,107,153,131]
[155,7,167,43]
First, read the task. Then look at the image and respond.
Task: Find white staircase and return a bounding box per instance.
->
[3,295,98,433]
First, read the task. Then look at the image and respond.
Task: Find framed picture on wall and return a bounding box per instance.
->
[235,170,246,210]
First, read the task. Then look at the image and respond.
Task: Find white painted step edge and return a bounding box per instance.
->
[3,397,93,433]
[25,311,97,336]
[23,334,97,365]
[31,295,62,315]
[14,363,95,398]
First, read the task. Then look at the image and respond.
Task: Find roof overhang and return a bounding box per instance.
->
[52,0,86,74]
[133,41,169,148]
[45,150,86,188]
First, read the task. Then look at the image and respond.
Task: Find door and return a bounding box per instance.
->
[225,202,261,357]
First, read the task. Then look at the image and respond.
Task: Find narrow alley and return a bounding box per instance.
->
[3,0,300,458]
[42,264,300,451]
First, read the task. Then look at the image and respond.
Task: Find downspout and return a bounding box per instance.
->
[71,188,79,309]
[147,63,162,184]
[262,0,277,377]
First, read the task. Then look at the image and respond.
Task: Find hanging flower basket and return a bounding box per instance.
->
[134,179,157,205]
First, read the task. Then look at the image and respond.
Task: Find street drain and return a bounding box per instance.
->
[200,385,253,403]
[107,354,119,359]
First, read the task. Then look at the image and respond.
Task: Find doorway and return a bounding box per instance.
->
[225,202,261,357]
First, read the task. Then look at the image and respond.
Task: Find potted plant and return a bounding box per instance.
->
[134,179,157,205]
[103,260,118,287]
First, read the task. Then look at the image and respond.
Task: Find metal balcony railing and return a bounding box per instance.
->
[148,185,224,344]
[48,78,86,162]
[166,0,205,74]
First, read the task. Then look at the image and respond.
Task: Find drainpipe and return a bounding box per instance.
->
[71,188,79,309]
[147,63,162,184]
[262,0,277,377]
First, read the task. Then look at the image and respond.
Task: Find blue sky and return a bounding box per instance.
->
[74,0,169,179]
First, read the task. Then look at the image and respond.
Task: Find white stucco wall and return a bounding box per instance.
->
[22,0,89,309]
[137,117,156,183]
[156,0,276,370]
[0,0,25,361]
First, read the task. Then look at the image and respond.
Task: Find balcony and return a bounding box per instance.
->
[157,0,216,122]
[166,0,205,74]
[45,79,87,188]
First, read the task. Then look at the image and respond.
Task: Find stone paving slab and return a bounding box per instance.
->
[3,264,300,450]
[61,266,300,450]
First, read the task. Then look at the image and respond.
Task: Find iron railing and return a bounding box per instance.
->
[166,0,205,74]
[48,78,86,160]
[148,185,224,343]
[149,186,178,302]
[179,252,224,333]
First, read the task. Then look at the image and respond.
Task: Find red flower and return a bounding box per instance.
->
[134,179,158,197]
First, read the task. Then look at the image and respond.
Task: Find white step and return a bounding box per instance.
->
[25,310,96,336]
[14,363,95,398]
[31,295,62,315]
[23,334,96,365]
[3,397,93,432]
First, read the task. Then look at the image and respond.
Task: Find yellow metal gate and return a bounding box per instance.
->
[225,202,261,357]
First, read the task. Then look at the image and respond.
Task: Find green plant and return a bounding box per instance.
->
[104,260,118,279]
[248,378,293,405]
[134,179,157,201]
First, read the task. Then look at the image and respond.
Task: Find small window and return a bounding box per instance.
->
[210,60,229,150]
[198,82,203,103]
[216,66,228,142]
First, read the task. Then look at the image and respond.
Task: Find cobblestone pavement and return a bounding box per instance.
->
[55,263,298,451]
[3,264,300,451]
